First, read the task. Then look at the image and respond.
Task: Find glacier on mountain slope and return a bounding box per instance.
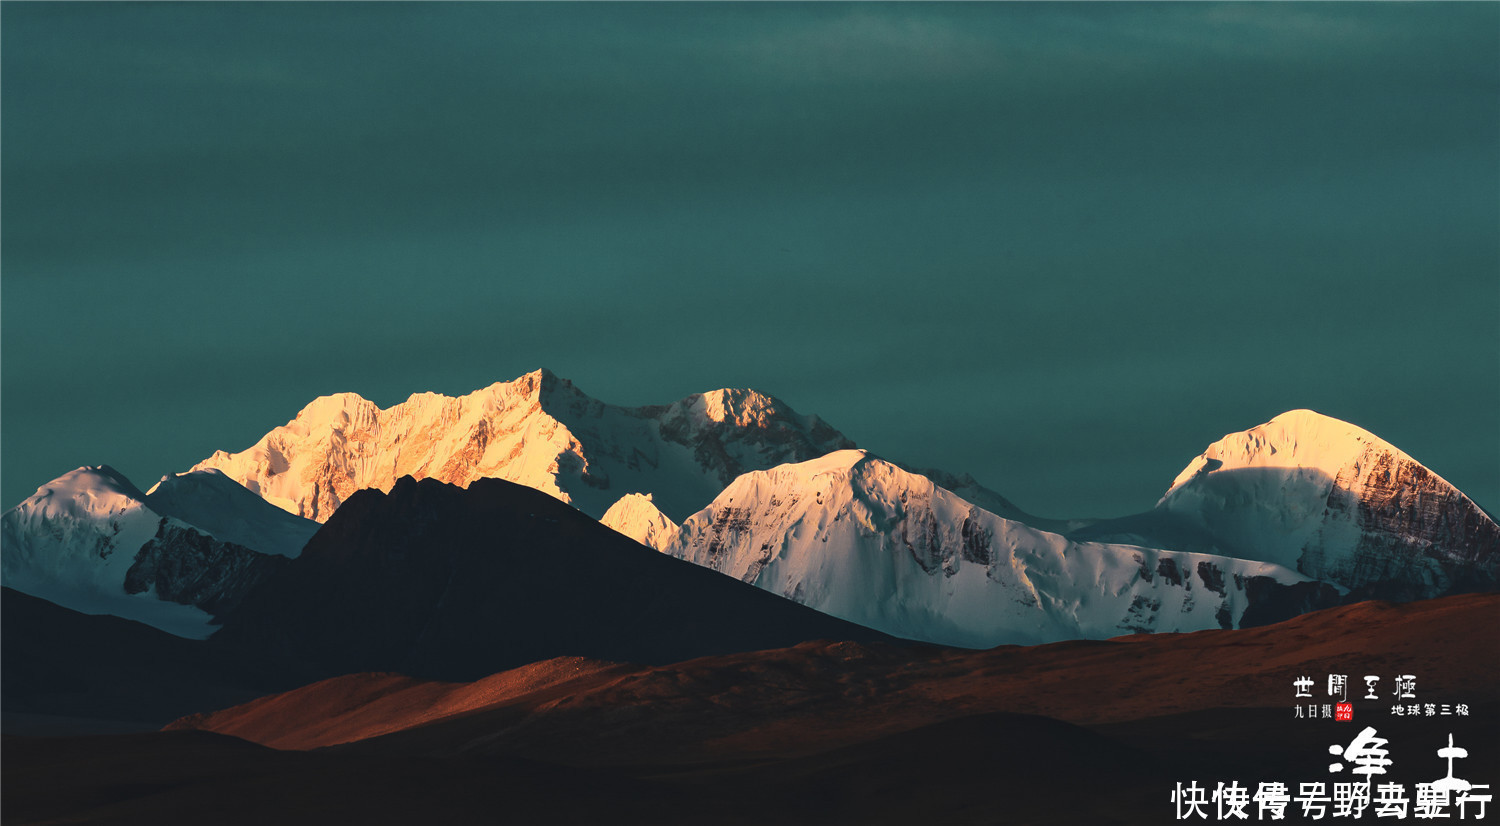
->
[662,450,1311,648]
[145,469,319,559]
[189,369,857,524]
[601,493,678,551]
[1073,410,1499,597]
[1,466,316,638]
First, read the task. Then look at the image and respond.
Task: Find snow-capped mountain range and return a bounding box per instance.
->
[3,370,1493,649]
[189,368,855,524]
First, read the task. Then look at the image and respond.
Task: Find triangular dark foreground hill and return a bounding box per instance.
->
[213,476,898,682]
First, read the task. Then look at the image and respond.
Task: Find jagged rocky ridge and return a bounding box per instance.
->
[125,521,290,617]
[189,369,858,524]
[188,369,1056,531]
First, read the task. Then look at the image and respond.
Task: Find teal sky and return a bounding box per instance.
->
[4,3,1497,518]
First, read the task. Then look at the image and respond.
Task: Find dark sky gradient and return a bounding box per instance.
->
[4,3,1497,518]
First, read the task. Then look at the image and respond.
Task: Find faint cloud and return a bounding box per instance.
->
[1069,3,1413,61]
[718,11,1009,83]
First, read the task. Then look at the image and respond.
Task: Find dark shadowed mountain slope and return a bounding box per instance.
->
[213,475,898,683]
[0,588,275,731]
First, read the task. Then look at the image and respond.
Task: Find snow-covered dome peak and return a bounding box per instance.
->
[10,465,149,517]
[1164,409,1385,498]
[1259,408,1380,447]
[1267,408,1343,426]
[1140,409,1499,592]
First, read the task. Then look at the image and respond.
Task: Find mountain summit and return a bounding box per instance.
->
[191,369,853,523]
[1073,409,1499,599]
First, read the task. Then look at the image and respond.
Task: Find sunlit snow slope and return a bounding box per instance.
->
[601,493,678,551]
[662,450,1310,648]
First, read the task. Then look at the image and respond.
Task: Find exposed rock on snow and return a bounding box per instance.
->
[125,519,291,618]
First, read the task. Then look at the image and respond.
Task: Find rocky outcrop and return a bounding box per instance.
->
[124,519,289,617]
